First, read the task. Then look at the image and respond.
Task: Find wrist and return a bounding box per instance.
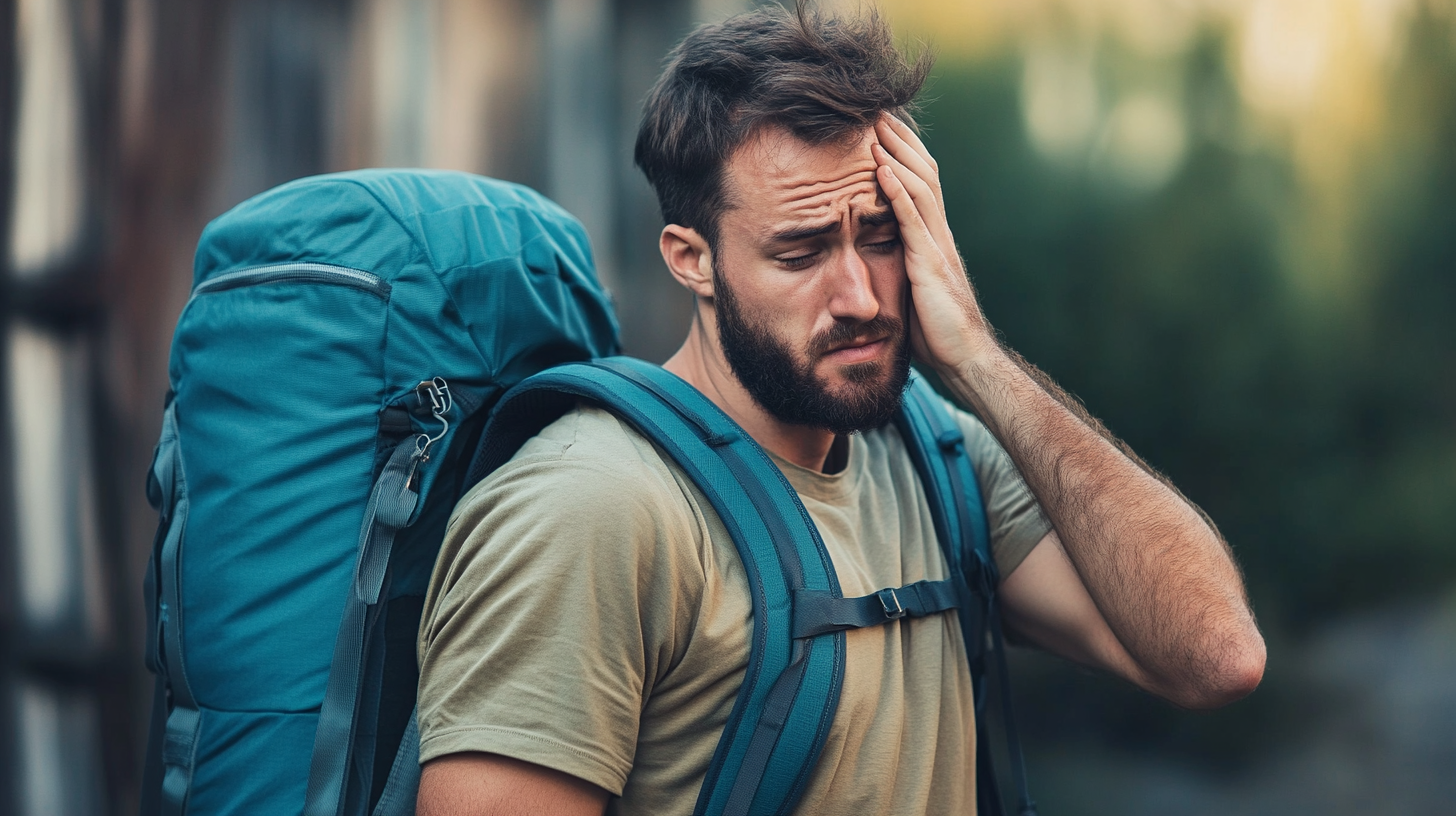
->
[935,339,1019,416]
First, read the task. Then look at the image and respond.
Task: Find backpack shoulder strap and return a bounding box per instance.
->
[466,359,1002,816]
[894,374,1039,816]
[895,375,996,674]
[468,357,846,816]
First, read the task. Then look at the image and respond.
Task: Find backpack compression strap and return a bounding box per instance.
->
[896,377,1038,816]
[145,402,202,816]
[305,438,427,816]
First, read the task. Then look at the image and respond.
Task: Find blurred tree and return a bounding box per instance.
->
[917,9,1456,798]
[922,15,1456,641]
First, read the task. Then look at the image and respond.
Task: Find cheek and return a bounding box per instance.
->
[725,274,816,345]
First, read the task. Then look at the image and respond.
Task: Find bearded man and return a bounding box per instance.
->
[414,6,1265,815]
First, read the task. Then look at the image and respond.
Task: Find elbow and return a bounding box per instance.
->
[1166,628,1267,711]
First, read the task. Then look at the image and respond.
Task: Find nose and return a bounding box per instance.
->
[826,245,881,324]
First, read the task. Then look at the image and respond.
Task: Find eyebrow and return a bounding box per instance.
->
[858,208,896,228]
[767,209,897,244]
[769,221,839,244]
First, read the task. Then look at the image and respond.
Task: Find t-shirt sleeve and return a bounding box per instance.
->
[947,401,1054,579]
[415,416,703,795]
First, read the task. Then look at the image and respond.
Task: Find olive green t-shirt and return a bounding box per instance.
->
[417,399,1051,815]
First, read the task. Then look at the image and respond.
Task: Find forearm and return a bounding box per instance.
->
[941,343,1264,708]
[869,112,1262,704]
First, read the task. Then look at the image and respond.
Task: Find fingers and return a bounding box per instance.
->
[885,113,938,172]
[873,114,956,266]
[876,115,942,211]
[874,114,989,371]
[875,158,948,278]
[878,156,984,369]
[872,143,960,272]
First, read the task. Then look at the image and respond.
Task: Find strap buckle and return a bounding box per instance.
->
[877,588,906,620]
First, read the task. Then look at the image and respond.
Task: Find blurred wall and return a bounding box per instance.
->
[0,0,728,812]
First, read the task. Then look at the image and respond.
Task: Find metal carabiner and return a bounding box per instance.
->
[413,377,453,461]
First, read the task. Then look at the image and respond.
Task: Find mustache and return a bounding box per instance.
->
[807,314,905,359]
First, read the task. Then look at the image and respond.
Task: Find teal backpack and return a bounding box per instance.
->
[141,169,1033,816]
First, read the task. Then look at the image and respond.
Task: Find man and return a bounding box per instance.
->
[415,6,1265,815]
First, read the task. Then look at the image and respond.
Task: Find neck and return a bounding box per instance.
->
[663,307,840,472]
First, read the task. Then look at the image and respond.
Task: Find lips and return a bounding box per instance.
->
[823,336,888,363]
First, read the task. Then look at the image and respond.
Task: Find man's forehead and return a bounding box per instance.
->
[723,125,887,231]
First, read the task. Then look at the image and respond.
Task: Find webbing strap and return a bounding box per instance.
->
[719,639,812,816]
[140,677,166,816]
[370,708,420,816]
[304,441,424,816]
[153,404,201,816]
[160,706,202,815]
[792,579,966,639]
[991,606,1039,816]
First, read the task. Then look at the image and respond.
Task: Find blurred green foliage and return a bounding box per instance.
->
[921,15,1456,644]
[915,17,1456,809]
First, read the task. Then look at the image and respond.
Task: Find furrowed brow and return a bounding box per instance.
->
[769,221,839,244]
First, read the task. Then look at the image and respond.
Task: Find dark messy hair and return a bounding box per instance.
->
[634,3,932,249]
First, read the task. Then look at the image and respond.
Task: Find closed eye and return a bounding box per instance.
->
[778,252,819,270]
[865,237,902,253]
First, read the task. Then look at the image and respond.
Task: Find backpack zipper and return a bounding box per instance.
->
[191,262,391,299]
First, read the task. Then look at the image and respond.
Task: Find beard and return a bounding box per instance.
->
[714,263,911,435]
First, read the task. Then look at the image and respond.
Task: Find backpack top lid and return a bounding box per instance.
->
[184,168,620,403]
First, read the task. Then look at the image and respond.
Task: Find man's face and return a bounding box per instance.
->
[711,126,911,434]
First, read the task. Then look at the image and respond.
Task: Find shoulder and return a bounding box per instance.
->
[873,390,1000,470]
[450,402,689,534]
[951,405,1003,470]
[923,392,1021,491]
[916,392,1053,577]
[429,402,711,618]
[418,410,712,792]
[424,402,714,658]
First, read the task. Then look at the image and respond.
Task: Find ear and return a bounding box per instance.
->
[659,224,715,299]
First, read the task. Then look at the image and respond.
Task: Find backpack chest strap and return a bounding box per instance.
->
[792,579,973,639]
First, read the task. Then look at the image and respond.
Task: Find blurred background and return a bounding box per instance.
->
[0,0,1452,813]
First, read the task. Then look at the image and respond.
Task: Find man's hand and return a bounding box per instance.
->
[872,114,995,378]
[874,113,1265,709]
